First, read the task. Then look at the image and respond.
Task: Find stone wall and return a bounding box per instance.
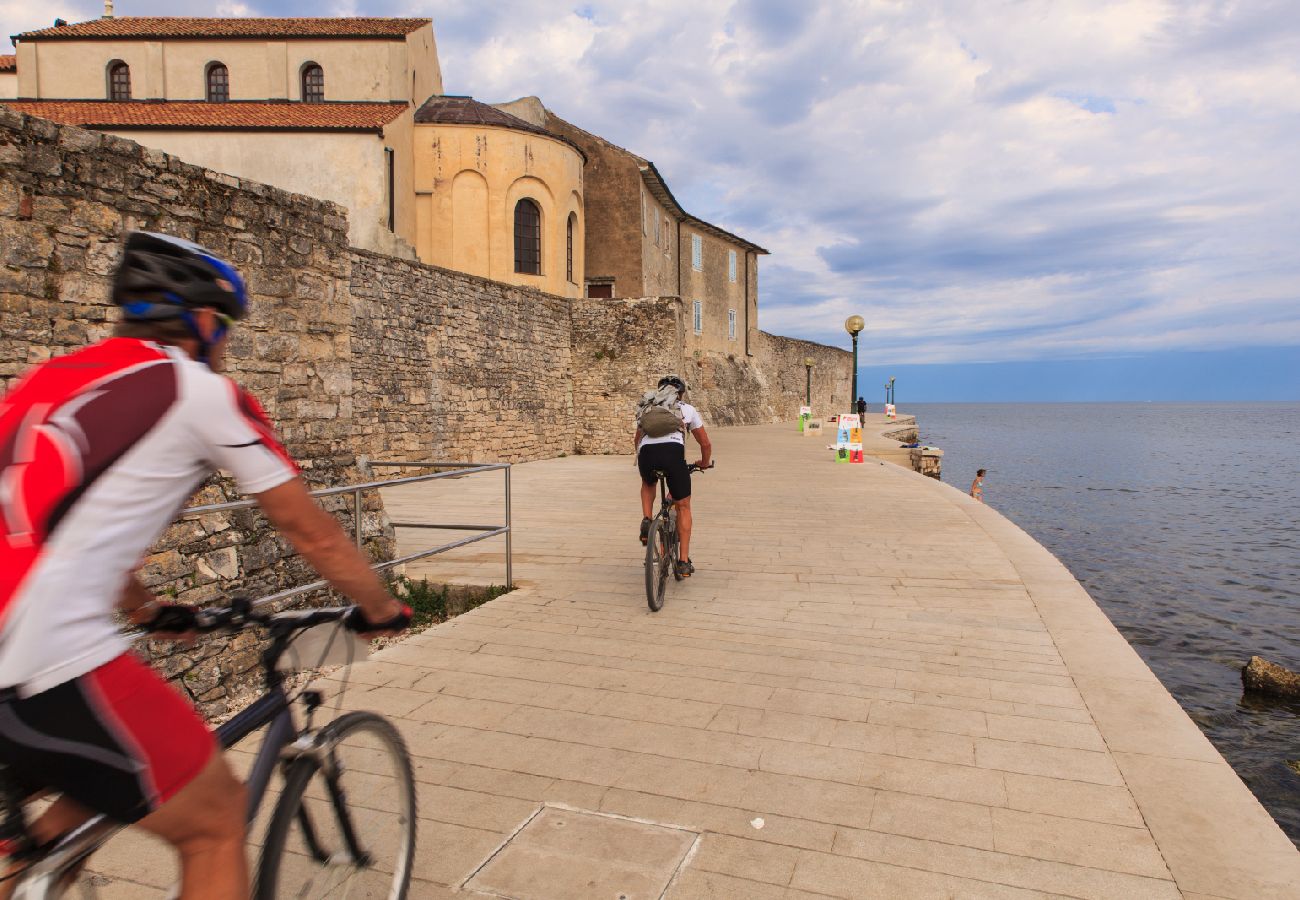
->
[349,249,575,463]
[685,331,853,427]
[571,296,686,453]
[0,107,393,715]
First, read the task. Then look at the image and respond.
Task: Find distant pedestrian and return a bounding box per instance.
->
[970,469,986,502]
[856,397,867,418]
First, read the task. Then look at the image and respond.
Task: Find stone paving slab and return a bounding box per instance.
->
[88,423,1298,897]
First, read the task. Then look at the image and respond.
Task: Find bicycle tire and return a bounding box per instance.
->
[255,711,416,900]
[645,516,670,612]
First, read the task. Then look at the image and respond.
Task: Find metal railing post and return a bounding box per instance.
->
[353,488,363,550]
[504,465,512,588]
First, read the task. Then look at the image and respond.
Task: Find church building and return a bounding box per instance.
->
[4,13,765,322]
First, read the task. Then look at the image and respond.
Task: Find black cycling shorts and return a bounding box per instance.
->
[638,441,691,501]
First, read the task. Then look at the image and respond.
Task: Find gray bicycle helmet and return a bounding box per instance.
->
[658,374,688,393]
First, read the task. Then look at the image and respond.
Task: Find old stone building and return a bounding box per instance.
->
[497,96,768,360]
[4,16,439,255]
[412,96,586,298]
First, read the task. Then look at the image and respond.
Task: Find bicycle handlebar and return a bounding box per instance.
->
[145,597,352,636]
[688,461,716,473]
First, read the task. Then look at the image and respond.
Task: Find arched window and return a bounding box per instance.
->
[107,61,131,101]
[566,213,577,283]
[301,63,324,103]
[514,199,541,275]
[205,62,229,102]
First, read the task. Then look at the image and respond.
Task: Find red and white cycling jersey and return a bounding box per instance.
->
[0,338,297,696]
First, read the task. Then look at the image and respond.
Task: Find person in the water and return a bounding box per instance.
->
[970,469,986,502]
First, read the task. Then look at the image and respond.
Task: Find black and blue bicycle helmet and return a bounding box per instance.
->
[112,231,248,322]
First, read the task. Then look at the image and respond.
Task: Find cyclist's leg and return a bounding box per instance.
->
[135,753,247,900]
[676,495,693,562]
[636,446,656,521]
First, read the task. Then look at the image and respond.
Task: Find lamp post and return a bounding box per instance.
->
[844,315,865,413]
[889,376,896,407]
[804,356,814,406]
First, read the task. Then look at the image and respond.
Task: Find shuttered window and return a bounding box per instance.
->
[728,309,737,340]
[691,234,703,270]
[728,250,737,282]
[693,300,703,334]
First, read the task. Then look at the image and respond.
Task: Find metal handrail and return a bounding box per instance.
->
[176,460,512,608]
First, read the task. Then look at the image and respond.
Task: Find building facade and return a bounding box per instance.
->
[0,56,15,99]
[4,16,768,336]
[5,17,437,255]
[496,97,767,358]
[412,96,585,297]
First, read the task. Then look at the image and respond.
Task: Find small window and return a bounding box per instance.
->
[728,249,737,283]
[663,219,672,256]
[691,234,703,270]
[205,62,229,102]
[653,207,660,244]
[301,63,324,103]
[693,300,703,334]
[587,282,613,298]
[566,213,577,283]
[728,309,737,340]
[514,198,542,275]
[641,191,647,235]
[107,61,131,101]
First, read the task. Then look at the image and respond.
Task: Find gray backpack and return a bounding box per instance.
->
[636,385,685,437]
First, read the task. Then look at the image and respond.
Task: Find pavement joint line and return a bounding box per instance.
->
[454,802,545,893]
[398,721,1146,820]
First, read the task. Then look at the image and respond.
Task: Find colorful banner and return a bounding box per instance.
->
[835,414,861,463]
[799,405,811,432]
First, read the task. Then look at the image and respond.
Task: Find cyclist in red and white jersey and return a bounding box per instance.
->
[0,232,409,899]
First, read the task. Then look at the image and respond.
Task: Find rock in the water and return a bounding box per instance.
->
[1242,656,1300,700]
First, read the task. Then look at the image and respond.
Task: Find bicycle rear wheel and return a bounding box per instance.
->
[644,516,671,612]
[255,711,416,899]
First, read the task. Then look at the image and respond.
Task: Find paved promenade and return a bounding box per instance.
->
[96,423,1299,897]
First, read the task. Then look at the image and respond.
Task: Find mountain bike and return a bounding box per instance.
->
[644,461,712,612]
[0,598,417,899]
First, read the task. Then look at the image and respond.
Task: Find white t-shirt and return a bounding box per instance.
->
[638,402,704,451]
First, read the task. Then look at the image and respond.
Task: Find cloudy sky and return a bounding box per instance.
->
[8,1,1300,399]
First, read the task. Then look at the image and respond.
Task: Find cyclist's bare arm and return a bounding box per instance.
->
[633,427,644,455]
[691,426,713,469]
[254,478,402,623]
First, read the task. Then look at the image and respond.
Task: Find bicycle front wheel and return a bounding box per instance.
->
[255,711,417,900]
[645,516,671,612]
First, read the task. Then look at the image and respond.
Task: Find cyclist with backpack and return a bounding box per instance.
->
[635,375,712,577]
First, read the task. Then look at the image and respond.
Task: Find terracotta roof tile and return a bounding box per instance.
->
[414,95,586,161]
[3,100,408,132]
[0,55,15,72]
[15,17,429,41]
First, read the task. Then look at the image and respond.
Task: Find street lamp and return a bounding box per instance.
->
[844,315,864,413]
[804,356,814,406]
[889,376,896,407]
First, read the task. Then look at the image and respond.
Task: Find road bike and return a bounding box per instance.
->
[0,598,417,899]
[644,461,711,612]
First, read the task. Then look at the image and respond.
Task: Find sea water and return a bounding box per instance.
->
[911,401,1300,843]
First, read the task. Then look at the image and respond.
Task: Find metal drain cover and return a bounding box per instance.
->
[465,807,698,899]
